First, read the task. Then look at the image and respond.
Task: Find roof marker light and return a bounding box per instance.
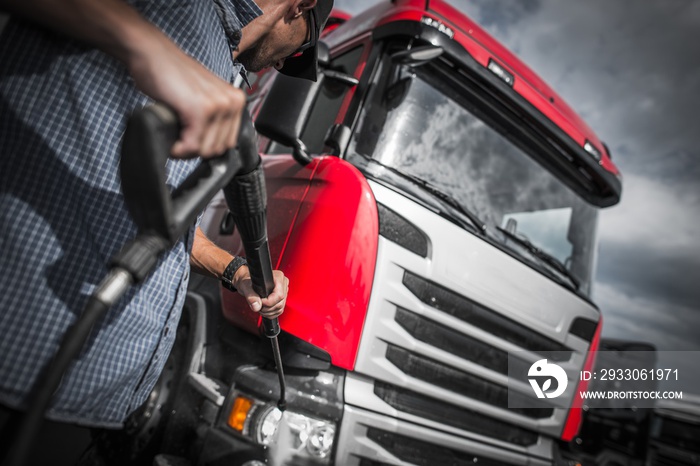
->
[487,59,514,87]
[421,16,455,39]
[584,140,602,162]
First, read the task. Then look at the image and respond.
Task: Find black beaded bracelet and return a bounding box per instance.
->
[221,256,248,292]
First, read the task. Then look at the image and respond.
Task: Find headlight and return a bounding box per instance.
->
[259,407,336,464]
[227,394,336,465]
[257,405,283,445]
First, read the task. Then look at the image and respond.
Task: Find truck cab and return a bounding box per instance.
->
[136,2,623,465]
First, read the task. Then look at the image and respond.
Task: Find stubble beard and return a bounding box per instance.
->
[236,44,275,73]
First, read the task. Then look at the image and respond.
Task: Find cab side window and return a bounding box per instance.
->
[267,46,364,155]
[300,46,364,154]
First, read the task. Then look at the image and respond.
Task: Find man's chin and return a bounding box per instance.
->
[237,51,275,73]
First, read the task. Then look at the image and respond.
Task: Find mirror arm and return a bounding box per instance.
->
[390,45,444,66]
[324,124,352,157]
[292,138,313,166]
[322,69,359,87]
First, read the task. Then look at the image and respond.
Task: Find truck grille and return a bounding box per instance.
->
[385,344,552,419]
[336,406,550,466]
[341,187,599,465]
[374,381,538,445]
[402,271,572,360]
[394,307,510,374]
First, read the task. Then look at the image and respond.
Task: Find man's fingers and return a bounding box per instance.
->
[261,309,284,319]
[162,67,245,159]
[198,89,244,157]
[199,110,224,158]
[126,34,248,159]
[266,271,289,302]
[259,296,286,318]
[172,120,204,158]
[226,108,242,150]
[224,89,245,152]
[260,296,286,313]
[246,295,262,313]
[234,268,288,319]
[255,292,286,317]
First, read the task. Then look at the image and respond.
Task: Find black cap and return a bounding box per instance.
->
[278,0,334,81]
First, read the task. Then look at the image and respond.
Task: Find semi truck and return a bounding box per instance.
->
[561,340,657,466]
[111,1,624,465]
[648,395,700,466]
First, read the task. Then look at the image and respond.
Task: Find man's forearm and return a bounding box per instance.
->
[1,0,247,160]
[0,0,160,65]
[191,227,289,318]
[190,227,234,280]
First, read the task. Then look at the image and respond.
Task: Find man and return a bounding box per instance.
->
[0,0,334,462]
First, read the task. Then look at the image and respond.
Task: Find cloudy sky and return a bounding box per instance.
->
[336,0,700,356]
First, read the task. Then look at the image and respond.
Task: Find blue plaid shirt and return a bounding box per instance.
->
[0,0,261,427]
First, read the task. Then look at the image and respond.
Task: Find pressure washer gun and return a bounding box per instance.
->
[123,104,287,410]
[222,111,287,412]
[4,104,285,466]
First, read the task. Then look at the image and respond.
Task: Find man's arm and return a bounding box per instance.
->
[191,227,288,319]
[0,0,244,158]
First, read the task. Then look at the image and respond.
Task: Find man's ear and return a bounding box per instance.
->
[292,0,316,18]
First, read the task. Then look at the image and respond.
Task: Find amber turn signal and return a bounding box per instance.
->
[228,396,254,432]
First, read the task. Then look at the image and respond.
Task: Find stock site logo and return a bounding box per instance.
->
[528,359,568,399]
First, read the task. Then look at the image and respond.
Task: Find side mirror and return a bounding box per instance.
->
[318,41,331,67]
[391,45,443,67]
[254,73,321,166]
[255,40,357,166]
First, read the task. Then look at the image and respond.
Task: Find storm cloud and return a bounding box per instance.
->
[335,0,700,353]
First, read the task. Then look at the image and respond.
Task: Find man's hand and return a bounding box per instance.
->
[127,37,246,159]
[232,268,289,319]
[191,228,289,319]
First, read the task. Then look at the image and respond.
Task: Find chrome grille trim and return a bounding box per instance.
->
[335,405,553,466]
[343,182,600,461]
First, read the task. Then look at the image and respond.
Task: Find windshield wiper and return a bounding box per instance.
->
[359,155,487,234]
[496,226,580,290]
[399,171,487,234]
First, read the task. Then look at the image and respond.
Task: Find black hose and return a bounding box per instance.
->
[3,103,244,465]
[3,269,132,466]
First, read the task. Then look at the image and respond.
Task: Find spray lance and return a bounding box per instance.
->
[3,103,285,465]
[223,110,287,412]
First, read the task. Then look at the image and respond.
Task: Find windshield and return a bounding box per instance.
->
[348,63,599,295]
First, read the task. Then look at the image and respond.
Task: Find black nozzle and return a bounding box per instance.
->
[263,317,280,338]
[225,164,275,296]
[225,151,279,336]
[223,111,276,300]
